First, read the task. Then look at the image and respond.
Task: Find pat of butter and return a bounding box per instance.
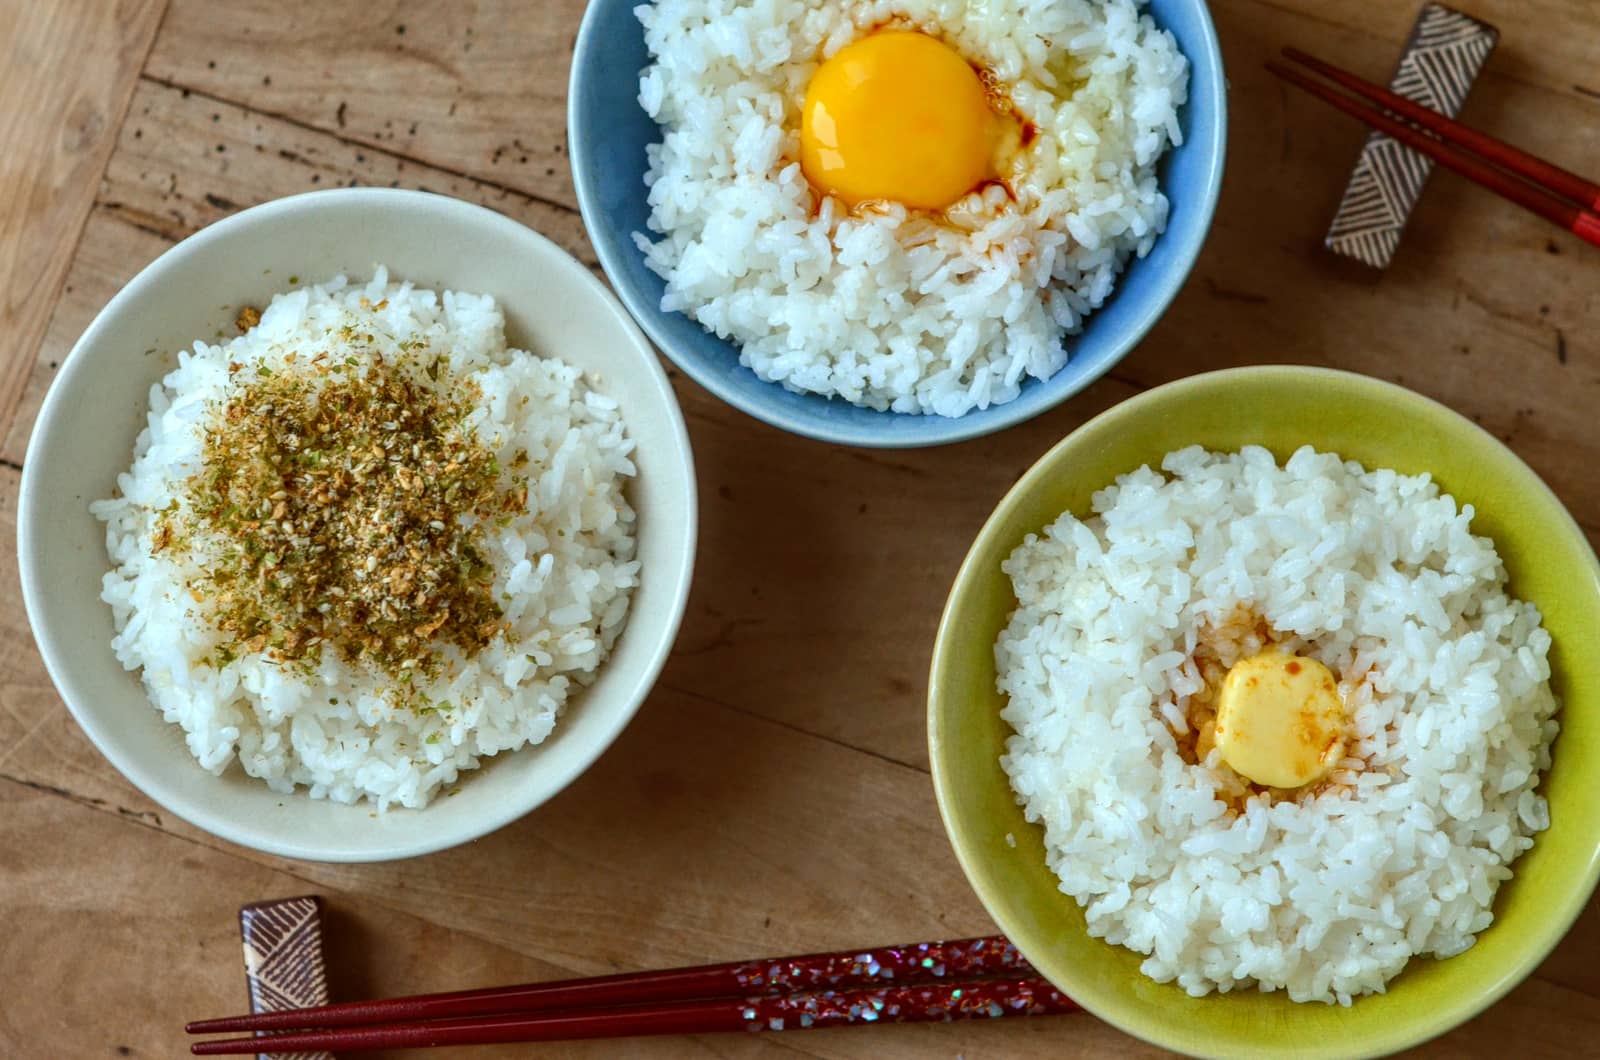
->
[1214,652,1346,789]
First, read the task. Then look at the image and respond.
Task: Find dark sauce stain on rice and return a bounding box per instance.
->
[974,63,1038,153]
[1169,605,1372,817]
[973,177,1019,204]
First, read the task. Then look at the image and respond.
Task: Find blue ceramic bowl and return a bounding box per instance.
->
[569,0,1227,448]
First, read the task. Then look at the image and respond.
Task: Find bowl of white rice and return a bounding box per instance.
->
[18,189,698,862]
[929,367,1600,1056]
[569,0,1226,447]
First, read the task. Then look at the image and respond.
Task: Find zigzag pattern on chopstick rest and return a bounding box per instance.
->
[1325,3,1498,268]
[239,896,333,1060]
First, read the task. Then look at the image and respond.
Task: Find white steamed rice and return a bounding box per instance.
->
[92,268,639,809]
[635,0,1187,416]
[996,446,1560,1004]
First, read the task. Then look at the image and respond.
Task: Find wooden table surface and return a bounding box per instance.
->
[3,1,1598,1057]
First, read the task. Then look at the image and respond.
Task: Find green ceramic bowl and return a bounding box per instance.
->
[928,366,1600,1059]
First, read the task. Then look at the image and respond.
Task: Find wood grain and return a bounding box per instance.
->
[0,462,1179,1058]
[145,0,588,210]
[0,79,1145,769]
[1121,1,1600,528]
[0,0,167,454]
[3,1,1600,1057]
[0,76,593,464]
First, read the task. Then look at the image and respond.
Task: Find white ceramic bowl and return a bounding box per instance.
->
[18,189,698,862]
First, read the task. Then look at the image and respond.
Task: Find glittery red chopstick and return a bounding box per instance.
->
[186,935,1039,1035]
[189,976,1076,1054]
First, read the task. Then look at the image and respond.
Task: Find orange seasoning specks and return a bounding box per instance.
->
[1215,652,1347,790]
[1167,609,1367,814]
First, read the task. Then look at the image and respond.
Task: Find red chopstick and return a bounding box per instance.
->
[190,977,1074,1054]
[1266,51,1600,248]
[188,935,1037,1034]
[1282,47,1600,212]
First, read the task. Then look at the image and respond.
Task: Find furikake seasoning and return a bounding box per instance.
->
[156,348,525,685]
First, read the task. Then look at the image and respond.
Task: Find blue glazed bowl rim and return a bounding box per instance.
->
[569,0,1228,448]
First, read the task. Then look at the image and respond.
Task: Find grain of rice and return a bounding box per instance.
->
[996,446,1559,1004]
[92,268,639,809]
[636,0,1187,416]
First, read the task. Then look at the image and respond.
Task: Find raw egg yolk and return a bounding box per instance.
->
[1214,653,1347,789]
[800,31,995,210]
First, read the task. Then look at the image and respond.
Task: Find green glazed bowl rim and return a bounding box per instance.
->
[928,365,1600,1059]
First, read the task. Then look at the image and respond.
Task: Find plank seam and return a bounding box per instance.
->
[95,201,183,243]
[0,770,161,827]
[135,72,581,218]
[659,680,929,775]
[1238,0,1587,103]
[0,0,173,458]
[0,771,591,982]
[4,769,1596,1010]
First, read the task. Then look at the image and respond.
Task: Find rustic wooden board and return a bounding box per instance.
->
[2,0,1599,1057]
[144,0,592,211]
[0,0,167,450]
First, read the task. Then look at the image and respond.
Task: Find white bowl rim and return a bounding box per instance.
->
[17,188,699,861]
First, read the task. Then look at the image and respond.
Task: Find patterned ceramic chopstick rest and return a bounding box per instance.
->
[238,895,334,1060]
[1325,2,1499,268]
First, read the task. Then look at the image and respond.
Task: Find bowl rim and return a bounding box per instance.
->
[927,365,1600,1057]
[16,187,699,862]
[567,0,1230,449]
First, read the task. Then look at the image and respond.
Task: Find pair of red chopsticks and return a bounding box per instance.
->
[185,935,1076,1054]
[1267,47,1600,248]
